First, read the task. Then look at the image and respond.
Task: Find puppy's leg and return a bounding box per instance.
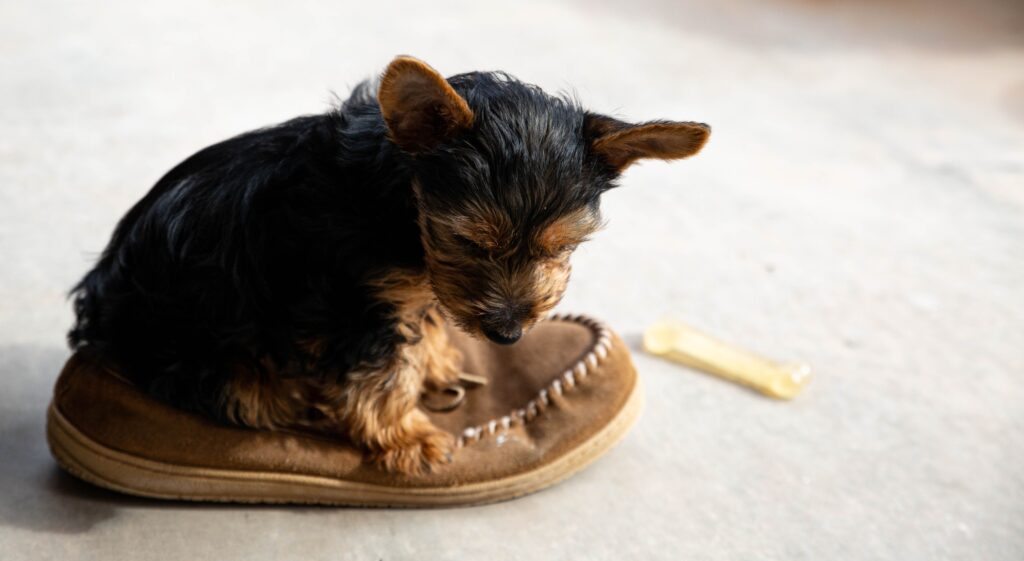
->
[225,270,455,473]
[420,305,465,390]
[222,352,453,475]
[319,269,454,473]
[220,357,312,430]
[339,349,454,475]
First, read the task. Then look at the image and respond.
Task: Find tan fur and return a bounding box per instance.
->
[449,212,514,253]
[337,269,458,473]
[419,305,465,390]
[222,359,311,430]
[532,256,572,315]
[589,119,711,171]
[535,208,602,257]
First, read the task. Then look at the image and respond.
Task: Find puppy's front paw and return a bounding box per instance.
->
[373,422,455,476]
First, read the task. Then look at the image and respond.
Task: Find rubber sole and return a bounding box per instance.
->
[46,376,642,507]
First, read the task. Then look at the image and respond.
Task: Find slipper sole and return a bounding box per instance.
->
[46,370,642,507]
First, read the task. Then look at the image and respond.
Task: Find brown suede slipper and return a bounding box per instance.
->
[46,314,641,507]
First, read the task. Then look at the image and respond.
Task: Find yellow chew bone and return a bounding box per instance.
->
[643,320,811,399]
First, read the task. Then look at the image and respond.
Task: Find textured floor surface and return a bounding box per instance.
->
[1,1,1022,559]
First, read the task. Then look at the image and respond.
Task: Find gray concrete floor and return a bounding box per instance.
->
[2,1,1023,559]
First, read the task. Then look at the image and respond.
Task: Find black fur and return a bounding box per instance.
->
[69,71,618,419]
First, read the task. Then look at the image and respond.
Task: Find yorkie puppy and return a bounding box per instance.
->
[69,56,709,474]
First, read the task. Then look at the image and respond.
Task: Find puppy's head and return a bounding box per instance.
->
[378,56,710,344]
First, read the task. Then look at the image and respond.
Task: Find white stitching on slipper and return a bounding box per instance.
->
[454,314,610,449]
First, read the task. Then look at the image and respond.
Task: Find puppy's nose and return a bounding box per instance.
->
[482,324,523,345]
[481,304,529,345]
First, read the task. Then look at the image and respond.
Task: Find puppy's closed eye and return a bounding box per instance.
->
[535,242,580,260]
[452,233,489,255]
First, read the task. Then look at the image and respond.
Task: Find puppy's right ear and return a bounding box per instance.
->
[584,113,710,173]
[378,56,474,153]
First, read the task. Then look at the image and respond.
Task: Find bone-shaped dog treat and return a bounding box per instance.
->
[643,320,811,399]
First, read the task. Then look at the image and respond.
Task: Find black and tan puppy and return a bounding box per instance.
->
[69,56,709,474]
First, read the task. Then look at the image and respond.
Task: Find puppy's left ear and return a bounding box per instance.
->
[584,113,710,172]
[378,56,474,153]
